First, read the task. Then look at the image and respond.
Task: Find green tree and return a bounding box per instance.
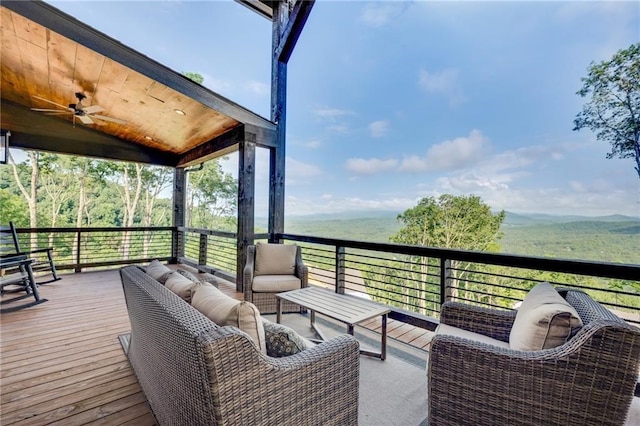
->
[377,195,505,310]
[574,42,640,178]
[187,160,237,229]
[183,72,204,84]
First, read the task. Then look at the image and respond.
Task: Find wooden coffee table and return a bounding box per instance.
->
[276,286,390,360]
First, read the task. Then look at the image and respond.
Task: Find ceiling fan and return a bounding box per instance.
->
[31,92,127,126]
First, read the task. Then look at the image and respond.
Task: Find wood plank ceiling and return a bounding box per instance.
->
[0,2,275,167]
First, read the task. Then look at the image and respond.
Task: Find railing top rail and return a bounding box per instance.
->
[278,233,640,281]
[178,227,237,238]
[14,226,176,233]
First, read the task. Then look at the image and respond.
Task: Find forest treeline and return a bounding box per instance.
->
[1,151,237,233]
[2,150,637,318]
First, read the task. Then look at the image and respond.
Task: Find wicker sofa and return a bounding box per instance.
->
[427,284,640,426]
[119,265,360,425]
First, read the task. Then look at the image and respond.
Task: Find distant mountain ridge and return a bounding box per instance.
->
[502,212,640,226]
[272,211,639,264]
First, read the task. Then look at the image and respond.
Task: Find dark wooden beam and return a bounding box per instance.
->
[172,168,186,263]
[177,125,245,167]
[1,100,178,166]
[237,139,256,292]
[268,2,290,239]
[3,1,276,133]
[175,122,276,168]
[235,0,274,20]
[274,0,316,63]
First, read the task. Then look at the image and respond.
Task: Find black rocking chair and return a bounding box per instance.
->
[0,222,60,284]
[0,254,48,313]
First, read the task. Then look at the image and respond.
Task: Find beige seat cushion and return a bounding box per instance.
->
[436,323,510,349]
[509,282,583,351]
[254,243,297,276]
[164,272,206,303]
[191,285,266,354]
[252,275,301,293]
[146,259,172,283]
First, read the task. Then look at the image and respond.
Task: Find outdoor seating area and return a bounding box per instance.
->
[1,2,639,425]
[1,266,639,425]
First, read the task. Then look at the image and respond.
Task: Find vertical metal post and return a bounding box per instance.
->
[336,245,346,294]
[75,230,82,273]
[199,233,208,269]
[440,258,453,304]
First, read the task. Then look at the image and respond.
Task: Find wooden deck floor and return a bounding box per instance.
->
[0,267,431,425]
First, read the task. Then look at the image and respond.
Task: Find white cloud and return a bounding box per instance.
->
[418,68,467,107]
[345,158,399,174]
[359,3,395,27]
[327,124,350,134]
[483,144,565,173]
[303,139,322,149]
[287,157,323,178]
[400,129,490,172]
[244,80,269,96]
[313,107,355,120]
[286,194,417,216]
[201,74,232,93]
[369,120,390,138]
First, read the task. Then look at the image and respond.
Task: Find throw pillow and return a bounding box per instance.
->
[164,272,202,303]
[191,285,266,354]
[176,268,199,282]
[254,242,297,276]
[509,282,583,351]
[146,259,172,282]
[199,272,219,287]
[262,319,309,357]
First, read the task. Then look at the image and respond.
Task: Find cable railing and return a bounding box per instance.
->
[13,227,174,272]
[12,226,639,329]
[279,233,640,328]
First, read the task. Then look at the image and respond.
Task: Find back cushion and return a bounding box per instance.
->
[254,243,297,276]
[146,260,172,283]
[164,272,202,303]
[191,285,266,354]
[510,282,583,351]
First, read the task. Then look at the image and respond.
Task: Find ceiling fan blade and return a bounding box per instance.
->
[78,115,94,125]
[31,108,72,112]
[83,105,104,114]
[92,114,128,125]
[44,112,74,115]
[33,95,71,110]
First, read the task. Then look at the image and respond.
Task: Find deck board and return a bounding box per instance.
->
[0,266,436,425]
[0,270,153,426]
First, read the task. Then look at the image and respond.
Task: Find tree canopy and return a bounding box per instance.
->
[391,194,505,251]
[574,42,640,178]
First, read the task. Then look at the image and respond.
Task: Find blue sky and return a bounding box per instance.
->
[49,1,640,217]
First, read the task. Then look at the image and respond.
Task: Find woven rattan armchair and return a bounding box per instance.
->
[427,289,640,426]
[244,243,308,314]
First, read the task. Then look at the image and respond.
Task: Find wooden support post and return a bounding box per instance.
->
[172,168,186,264]
[237,138,256,292]
[268,11,287,240]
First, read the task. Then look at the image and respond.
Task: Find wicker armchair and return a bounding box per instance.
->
[427,289,640,426]
[244,243,308,314]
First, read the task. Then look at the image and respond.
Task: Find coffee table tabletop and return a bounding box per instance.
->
[276,286,390,360]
